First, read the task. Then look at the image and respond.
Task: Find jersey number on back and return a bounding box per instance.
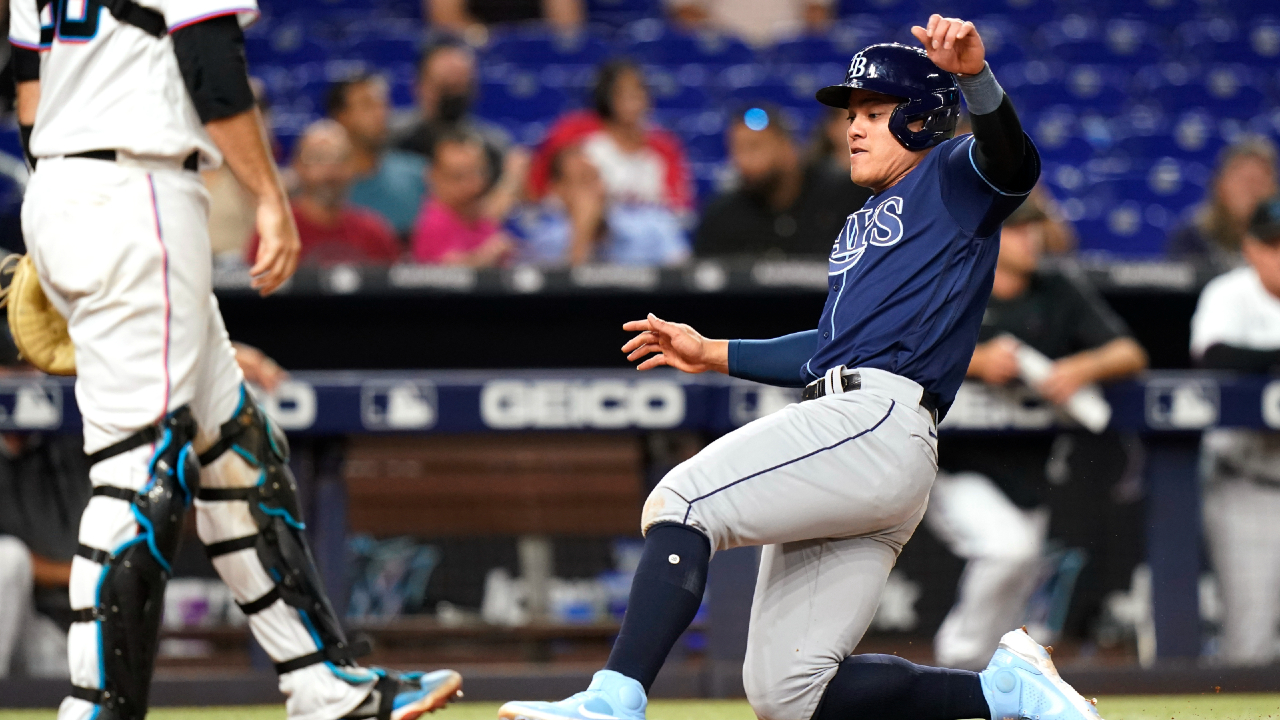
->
[50,0,106,41]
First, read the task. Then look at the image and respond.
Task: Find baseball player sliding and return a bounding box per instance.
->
[8,2,459,720]
[500,16,1101,720]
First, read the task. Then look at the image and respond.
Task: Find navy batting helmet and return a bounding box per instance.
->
[816,43,960,151]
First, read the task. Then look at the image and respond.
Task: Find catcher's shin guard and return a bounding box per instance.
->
[71,407,200,720]
[198,391,369,676]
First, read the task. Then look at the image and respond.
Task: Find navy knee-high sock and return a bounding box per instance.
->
[812,655,991,720]
[604,522,710,692]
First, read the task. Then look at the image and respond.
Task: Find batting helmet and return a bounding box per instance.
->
[816,43,960,151]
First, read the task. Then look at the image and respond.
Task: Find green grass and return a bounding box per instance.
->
[2,696,1279,720]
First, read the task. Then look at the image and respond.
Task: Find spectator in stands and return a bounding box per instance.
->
[665,0,833,45]
[1190,196,1280,666]
[927,200,1147,670]
[247,120,402,266]
[426,0,583,33]
[412,129,514,266]
[696,106,870,259]
[329,73,428,239]
[1168,135,1278,267]
[393,40,508,182]
[510,144,605,265]
[528,60,692,264]
[807,105,853,179]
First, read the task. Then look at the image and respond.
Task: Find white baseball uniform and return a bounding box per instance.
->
[1190,265,1280,665]
[10,2,374,717]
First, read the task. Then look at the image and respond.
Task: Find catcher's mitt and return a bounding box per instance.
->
[0,254,75,375]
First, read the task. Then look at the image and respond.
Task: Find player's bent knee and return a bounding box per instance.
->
[743,661,836,720]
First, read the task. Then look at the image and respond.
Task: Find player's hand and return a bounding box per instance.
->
[232,342,289,393]
[249,195,300,296]
[969,336,1020,385]
[1039,353,1096,405]
[911,15,985,76]
[621,314,729,374]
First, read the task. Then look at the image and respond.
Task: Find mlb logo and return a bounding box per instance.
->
[0,381,62,429]
[1145,379,1219,430]
[361,380,438,430]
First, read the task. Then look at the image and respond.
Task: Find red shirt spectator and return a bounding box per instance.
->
[249,119,404,266]
[527,62,693,212]
[248,206,401,266]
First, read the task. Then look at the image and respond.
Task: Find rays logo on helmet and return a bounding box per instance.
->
[850,55,868,78]
[829,197,906,274]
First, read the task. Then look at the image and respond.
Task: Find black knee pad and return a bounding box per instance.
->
[198,388,367,676]
[71,406,201,720]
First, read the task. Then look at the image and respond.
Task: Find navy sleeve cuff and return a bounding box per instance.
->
[726,330,819,388]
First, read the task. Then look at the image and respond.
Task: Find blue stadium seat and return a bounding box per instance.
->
[1116,133,1226,164]
[344,36,420,65]
[1176,15,1280,65]
[1035,136,1095,164]
[644,65,714,111]
[245,30,332,67]
[477,73,570,122]
[971,16,1027,65]
[1149,66,1271,119]
[681,132,727,163]
[772,36,848,66]
[1008,66,1128,115]
[717,65,814,110]
[485,29,612,66]
[587,0,661,28]
[621,20,757,66]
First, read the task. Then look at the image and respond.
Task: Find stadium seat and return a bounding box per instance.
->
[1148,66,1271,119]
[245,28,333,66]
[485,29,612,67]
[587,0,661,28]
[620,20,758,66]
[717,65,815,110]
[344,36,421,65]
[772,36,849,66]
[645,65,714,111]
[477,73,570,122]
[971,16,1027,65]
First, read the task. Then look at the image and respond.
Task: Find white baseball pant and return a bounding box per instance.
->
[925,471,1048,670]
[22,156,372,720]
[1203,476,1280,665]
[642,367,938,720]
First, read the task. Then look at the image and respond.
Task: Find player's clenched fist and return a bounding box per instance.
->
[910,14,985,76]
[622,314,729,374]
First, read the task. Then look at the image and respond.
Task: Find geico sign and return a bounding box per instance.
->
[480,380,685,429]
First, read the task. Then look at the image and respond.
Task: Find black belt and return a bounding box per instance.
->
[68,149,199,172]
[801,370,939,416]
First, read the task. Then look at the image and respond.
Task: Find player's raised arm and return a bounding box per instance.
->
[911,14,1038,195]
[623,315,816,387]
[171,16,299,296]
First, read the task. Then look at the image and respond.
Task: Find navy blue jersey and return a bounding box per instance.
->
[802,133,1040,406]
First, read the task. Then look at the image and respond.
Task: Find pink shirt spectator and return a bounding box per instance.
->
[411,198,500,264]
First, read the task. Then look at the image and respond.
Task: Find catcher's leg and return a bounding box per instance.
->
[66,409,201,720]
[22,160,222,720]
[191,306,460,720]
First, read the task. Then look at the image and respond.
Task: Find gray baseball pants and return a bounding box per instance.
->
[641,367,939,720]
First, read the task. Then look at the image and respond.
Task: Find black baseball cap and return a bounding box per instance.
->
[1251,196,1280,246]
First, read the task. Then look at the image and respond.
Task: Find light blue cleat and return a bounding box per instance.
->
[498,670,647,720]
[980,628,1103,720]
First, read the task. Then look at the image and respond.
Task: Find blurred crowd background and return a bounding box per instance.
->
[3,0,1280,695]
[3,0,1280,267]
